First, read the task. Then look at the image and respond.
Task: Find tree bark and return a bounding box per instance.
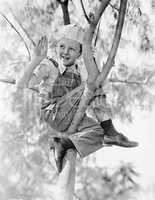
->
[68,0,111,133]
[55,150,77,200]
[56,1,112,200]
[58,0,70,25]
[96,0,128,87]
[56,1,128,200]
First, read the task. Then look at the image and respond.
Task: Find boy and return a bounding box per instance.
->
[17,24,138,173]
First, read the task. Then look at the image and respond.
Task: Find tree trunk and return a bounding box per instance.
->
[55,1,127,200]
[55,150,77,200]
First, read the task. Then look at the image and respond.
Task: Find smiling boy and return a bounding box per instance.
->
[17,24,138,173]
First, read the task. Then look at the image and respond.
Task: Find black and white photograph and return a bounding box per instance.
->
[0,0,155,200]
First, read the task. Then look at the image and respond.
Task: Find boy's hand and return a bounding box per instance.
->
[33,36,48,62]
[92,88,106,108]
[90,88,107,122]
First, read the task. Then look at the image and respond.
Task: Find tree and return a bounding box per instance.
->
[0,0,154,200]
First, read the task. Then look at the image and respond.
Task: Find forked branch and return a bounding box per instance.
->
[0,12,31,60]
[9,8,36,47]
[68,0,111,133]
[86,0,111,42]
[96,0,128,87]
[80,0,90,24]
[57,0,70,25]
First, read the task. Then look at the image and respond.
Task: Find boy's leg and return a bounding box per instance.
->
[100,119,138,147]
[69,115,105,157]
[52,111,138,173]
[52,137,76,173]
[89,92,138,147]
[51,86,138,172]
[52,115,105,172]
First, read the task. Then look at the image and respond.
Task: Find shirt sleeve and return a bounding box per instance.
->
[33,60,50,80]
[29,58,58,96]
[34,58,58,80]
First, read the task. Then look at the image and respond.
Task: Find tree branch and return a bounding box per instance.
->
[93,18,101,47]
[0,12,31,61]
[109,78,147,85]
[0,77,16,85]
[109,2,119,11]
[56,149,77,200]
[109,70,155,85]
[67,0,111,133]
[80,0,90,24]
[0,77,40,93]
[93,0,111,27]
[144,71,155,84]
[96,0,128,87]
[57,0,70,25]
[9,8,36,47]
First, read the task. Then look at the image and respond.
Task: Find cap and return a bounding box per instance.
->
[57,24,84,44]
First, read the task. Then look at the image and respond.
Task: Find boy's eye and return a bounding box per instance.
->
[69,47,75,52]
[60,45,65,48]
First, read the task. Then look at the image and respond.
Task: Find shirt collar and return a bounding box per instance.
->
[58,62,80,75]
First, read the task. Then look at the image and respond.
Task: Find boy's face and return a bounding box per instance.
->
[57,38,81,66]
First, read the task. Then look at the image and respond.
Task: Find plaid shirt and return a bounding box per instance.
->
[33,58,81,109]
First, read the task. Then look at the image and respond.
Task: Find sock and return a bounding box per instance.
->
[61,137,76,150]
[100,119,111,133]
[100,119,118,136]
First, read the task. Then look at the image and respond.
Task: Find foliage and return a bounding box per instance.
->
[0,0,155,199]
[75,161,139,200]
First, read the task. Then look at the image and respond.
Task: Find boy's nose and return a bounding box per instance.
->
[63,47,69,54]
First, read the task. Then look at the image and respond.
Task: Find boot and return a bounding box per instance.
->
[100,119,138,147]
[51,137,75,173]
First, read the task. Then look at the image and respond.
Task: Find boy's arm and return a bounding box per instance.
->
[16,36,48,89]
[83,37,100,85]
[16,59,42,89]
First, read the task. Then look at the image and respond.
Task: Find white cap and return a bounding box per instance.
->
[57,24,84,44]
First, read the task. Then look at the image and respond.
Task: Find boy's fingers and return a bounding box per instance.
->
[42,36,45,43]
[45,35,48,46]
[39,36,45,47]
[41,36,45,48]
[42,36,48,49]
[43,35,47,42]
[44,35,47,41]
[44,38,48,49]
[38,37,43,49]
[38,39,41,47]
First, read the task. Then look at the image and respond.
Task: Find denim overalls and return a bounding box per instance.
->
[34,59,105,157]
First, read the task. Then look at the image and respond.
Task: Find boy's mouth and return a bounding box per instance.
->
[61,56,70,62]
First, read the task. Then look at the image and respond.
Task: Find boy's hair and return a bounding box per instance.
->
[79,44,82,54]
[57,24,84,45]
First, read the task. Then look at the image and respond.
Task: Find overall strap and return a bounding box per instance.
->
[48,57,59,68]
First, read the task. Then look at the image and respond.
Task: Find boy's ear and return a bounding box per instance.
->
[77,51,82,58]
[77,44,82,58]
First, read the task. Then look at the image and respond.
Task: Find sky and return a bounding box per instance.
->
[0,0,155,199]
